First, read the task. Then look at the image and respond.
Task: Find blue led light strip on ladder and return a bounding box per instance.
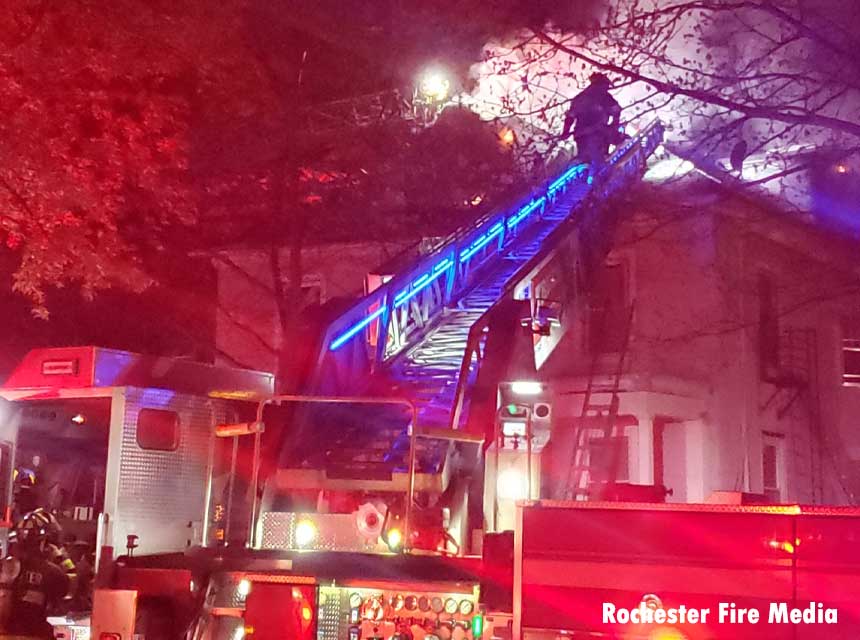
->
[394,257,453,307]
[459,222,504,263]
[506,197,545,230]
[329,307,386,350]
[328,160,588,351]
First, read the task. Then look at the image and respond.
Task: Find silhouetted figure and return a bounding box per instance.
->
[730,139,748,174]
[1,510,74,638]
[563,73,622,182]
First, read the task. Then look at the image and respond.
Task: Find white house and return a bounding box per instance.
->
[537,163,860,505]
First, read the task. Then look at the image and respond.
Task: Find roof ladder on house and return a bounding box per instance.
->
[564,301,635,501]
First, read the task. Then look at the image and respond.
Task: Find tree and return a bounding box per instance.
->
[468,0,860,220]
[0,1,211,316]
[204,105,519,383]
[190,3,522,382]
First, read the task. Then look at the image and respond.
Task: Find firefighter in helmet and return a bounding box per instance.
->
[562,73,623,181]
[0,509,77,639]
[11,466,38,522]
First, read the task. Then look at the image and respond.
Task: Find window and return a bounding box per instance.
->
[137,409,180,451]
[758,274,779,376]
[589,260,630,353]
[278,273,326,306]
[762,433,785,502]
[842,337,860,386]
[588,436,629,483]
[301,273,325,307]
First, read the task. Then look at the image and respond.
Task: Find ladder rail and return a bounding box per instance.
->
[311,164,581,388]
[286,123,662,484]
[314,120,663,391]
[606,302,636,485]
[567,300,636,499]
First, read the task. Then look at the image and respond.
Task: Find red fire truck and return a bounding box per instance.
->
[84,393,860,640]
[90,495,860,639]
[2,359,859,639]
[0,346,273,638]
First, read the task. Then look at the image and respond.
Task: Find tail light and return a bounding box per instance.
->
[99,634,121,640]
[649,627,687,640]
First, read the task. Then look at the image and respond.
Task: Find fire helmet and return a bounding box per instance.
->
[589,72,612,88]
[9,508,63,551]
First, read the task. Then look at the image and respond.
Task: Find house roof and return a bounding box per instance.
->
[640,155,859,276]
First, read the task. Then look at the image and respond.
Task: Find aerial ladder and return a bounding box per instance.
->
[243,121,665,556]
[83,123,663,640]
[82,122,860,640]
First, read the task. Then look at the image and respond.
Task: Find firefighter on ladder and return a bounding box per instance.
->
[562,73,623,183]
[0,509,77,639]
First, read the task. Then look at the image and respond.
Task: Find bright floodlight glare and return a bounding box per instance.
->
[502,421,527,438]
[497,469,528,500]
[643,157,695,183]
[386,527,403,550]
[510,380,542,395]
[237,579,252,598]
[295,519,317,547]
[420,70,450,101]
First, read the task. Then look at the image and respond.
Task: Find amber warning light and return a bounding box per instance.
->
[215,421,265,438]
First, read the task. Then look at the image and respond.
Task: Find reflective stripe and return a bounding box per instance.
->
[20,590,45,606]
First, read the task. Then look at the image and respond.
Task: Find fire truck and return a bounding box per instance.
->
[0,346,273,636]
[6,120,860,638]
[87,391,860,640]
[37,125,654,637]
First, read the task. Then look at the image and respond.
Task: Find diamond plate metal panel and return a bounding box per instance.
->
[114,388,214,553]
[316,586,347,640]
[260,511,387,553]
[191,613,244,640]
[204,572,249,610]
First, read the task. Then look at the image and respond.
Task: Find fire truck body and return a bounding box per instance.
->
[512,501,860,639]
[254,398,462,556]
[0,346,274,558]
[123,549,484,640]
[93,498,860,640]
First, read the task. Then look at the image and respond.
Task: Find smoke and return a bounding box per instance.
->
[274,0,606,87]
[463,0,860,226]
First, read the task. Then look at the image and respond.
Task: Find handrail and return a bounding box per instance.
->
[307,121,663,400]
[321,166,584,351]
[306,168,590,401]
[445,121,664,431]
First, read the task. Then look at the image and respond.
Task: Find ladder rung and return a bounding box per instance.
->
[585,403,614,411]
